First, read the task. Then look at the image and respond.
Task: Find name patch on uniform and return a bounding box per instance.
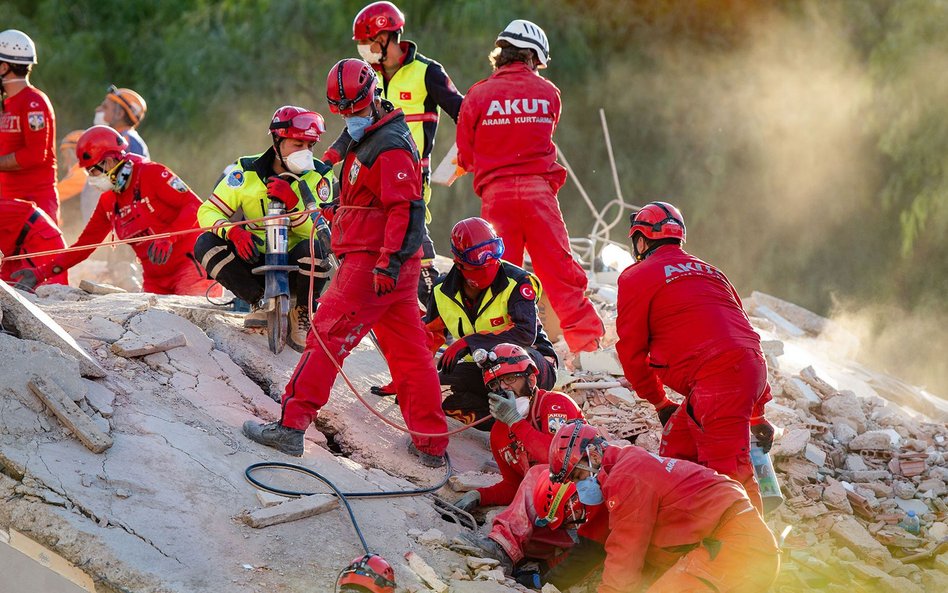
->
[316,178,331,201]
[547,413,568,434]
[348,159,362,186]
[400,91,412,101]
[0,112,20,132]
[226,170,244,188]
[519,283,536,300]
[168,176,189,192]
[490,316,505,327]
[27,111,45,131]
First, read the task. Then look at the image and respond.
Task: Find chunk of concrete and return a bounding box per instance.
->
[255,490,291,508]
[110,330,187,358]
[751,304,806,338]
[849,431,893,451]
[822,393,867,429]
[27,377,112,454]
[405,551,448,593]
[239,494,337,528]
[78,280,127,295]
[749,291,830,335]
[783,377,823,409]
[81,379,115,418]
[800,366,837,398]
[449,472,502,492]
[772,428,810,457]
[0,280,106,377]
[577,348,623,375]
[804,444,827,467]
[830,516,891,562]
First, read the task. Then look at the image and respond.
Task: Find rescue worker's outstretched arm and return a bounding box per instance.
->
[322,129,352,166]
[615,272,667,407]
[51,198,115,271]
[424,61,463,122]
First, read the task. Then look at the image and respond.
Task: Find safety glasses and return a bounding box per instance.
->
[451,237,504,267]
[486,372,529,392]
[88,159,123,177]
[270,112,326,135]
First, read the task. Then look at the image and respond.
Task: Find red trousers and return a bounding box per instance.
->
[646,508,779,592]
[489,465,576,564]
[659,349,769,513]
[0,222,68,286]
[480,175,603,352]
[280,252,449,456]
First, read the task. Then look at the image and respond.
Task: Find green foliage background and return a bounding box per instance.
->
[6,0,947,390]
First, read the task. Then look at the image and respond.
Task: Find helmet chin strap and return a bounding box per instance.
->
[273,137,290,172]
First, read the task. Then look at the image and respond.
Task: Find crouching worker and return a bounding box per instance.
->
[0,199,68,286]
[548,421,780,593]
[11,126,217,296]
[195,106,334,353]
[376,217,558,429]
[453,343,581,512]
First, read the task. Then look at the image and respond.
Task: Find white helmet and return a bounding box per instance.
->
[0,30,37,65]
[496,20,549,67]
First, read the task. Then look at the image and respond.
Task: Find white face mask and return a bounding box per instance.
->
[357,44,383,64]
[93,111,107,126]
[515,397,530,416]
[87,174,113,192]
[284,149,313,174]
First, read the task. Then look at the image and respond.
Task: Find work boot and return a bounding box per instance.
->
[287,305,311,353]
[242,420,304,457]
[407,441,446,468]
[459,532,514,575]
[243,301,267,328]
[369,381,396,397]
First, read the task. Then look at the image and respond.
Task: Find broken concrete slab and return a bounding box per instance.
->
[749,291,830,335]
[849,431,893,451]
[577,348,623,375]
[449,473,502,492]
[255,490,291,508]
[81,379,115,418]
[751,304,806,338]
[783,377,823,409]
[0,280,106,377]
[238,494,338,528]
[110,330,187,358]
[405,551,448,593]
[822,392,868,431]
[78,316,126,343]
[772,427,811,457]
[800,365,837,398]
[27,377,112,454]
[78,280,127,295]
[830,516,891,562]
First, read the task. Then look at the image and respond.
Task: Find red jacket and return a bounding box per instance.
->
[456,63,567,195]
[615,245,764,410]
[53,155,202,278]
[0,86,57,200]
[0,199,66,283]
[479,389,583,506]
[333,107,425,279]
[596,445,754,593]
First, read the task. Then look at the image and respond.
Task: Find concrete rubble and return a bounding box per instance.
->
[0,279,946,592]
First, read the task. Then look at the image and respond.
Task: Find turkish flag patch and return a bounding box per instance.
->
[519,283,536,300]
[400,91,412,101]
[490,316,504,327]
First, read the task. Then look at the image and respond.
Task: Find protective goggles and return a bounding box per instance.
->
[451,237,505,267]
[269,112,325,136]
[486,372,529,392]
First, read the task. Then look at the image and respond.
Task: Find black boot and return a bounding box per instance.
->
[242,421,304,456]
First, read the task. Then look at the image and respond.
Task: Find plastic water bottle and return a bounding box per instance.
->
[750,437,784,514]
[899,510,921,535]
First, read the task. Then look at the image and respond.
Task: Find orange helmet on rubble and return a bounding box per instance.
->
[549,421,606,483]
[75,125,128,169]
[352,2,405,41]
[337,553,396,593]
[628,201,686,242]
[326,59,378,115]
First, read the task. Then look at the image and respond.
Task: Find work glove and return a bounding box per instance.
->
[488,390,523,426]
[266,177,299,210]
[321,147,341,166]
[227,226,264,262]
[454,490,481,513]
[319,200,338,223]
[656,402,680,427]
[146,239,173,265]
[751,417,775,454]
[437,337,470,373]
[373,268,397,296]
[10,265,49,291]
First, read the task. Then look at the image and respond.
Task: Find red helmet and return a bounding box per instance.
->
[337,553,396,593]
[352,2,405,41]
[480,343,538,386]
[450,217,504,267]
[533,472,584,530]
[327,59,378,115]
[75,125,129,169]
[549,421,606,483]
[628,201,686,242]
[269,106,325,142]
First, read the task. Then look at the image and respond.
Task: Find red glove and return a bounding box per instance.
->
[438,337,470,373]
[750,417,775,454]
[322,147,341,166]
[227,226,263,262]
[266,177,299,210]
[319,201,338,223]
[147,239,174,265]
[373,269,397,296]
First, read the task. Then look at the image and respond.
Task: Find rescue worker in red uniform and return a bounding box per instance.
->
[10,126,217,296]
[456,20,603,353]
[452,343,581,511]
[390,217,557,428]
[549,421,780,593]
[242,59,449,466]
[616,202,775,513]
[324,1,464,304]
[0,30,59,223]
[0,199,68,286]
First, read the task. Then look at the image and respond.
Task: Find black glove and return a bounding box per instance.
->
[657,403,679,427]
[751,418,775,454]
[10,266,48,291]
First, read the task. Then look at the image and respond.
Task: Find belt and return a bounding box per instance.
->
[662,501,754,561]
[13,210,41,256]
